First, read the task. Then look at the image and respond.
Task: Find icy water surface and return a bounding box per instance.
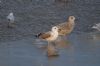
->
[0,33,100,66]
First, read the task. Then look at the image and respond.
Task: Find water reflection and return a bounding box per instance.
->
[91,33,100,41]
[55,36,71,48]
[33,39,47,49]
[33,36,73,58]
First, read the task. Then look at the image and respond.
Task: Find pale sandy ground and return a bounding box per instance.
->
[0,0,100,66]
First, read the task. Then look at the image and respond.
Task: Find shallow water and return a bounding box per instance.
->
[0,33,100,66]
[0,0,100,66]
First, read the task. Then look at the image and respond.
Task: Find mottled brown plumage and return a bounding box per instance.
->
[36,26,59,42]
[56,16,75,36]
[38,32,51,39]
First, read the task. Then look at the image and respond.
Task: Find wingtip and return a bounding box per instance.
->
[34,34,39,38]
[34,33,43,38]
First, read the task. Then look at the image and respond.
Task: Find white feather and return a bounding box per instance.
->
[7,12,15,23]
[92,23,100,31]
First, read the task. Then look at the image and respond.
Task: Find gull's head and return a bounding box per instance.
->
[7,12,14,19]
[68,16,75,22]
[9,12,13,16]
[52,26,58,32]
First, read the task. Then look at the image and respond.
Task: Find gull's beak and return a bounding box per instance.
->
[51,24,54,27]
[75,18,78,22]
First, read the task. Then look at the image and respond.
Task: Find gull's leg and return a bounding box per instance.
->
[8,21,15,28]
[61,35,68,41]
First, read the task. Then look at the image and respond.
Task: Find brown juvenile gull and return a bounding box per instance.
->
[56,16,75,36]
[36,26,59,56]
[6,12,15,28]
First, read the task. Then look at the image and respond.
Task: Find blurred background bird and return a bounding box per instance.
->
[6,12,15,28]
[92,23,100,31]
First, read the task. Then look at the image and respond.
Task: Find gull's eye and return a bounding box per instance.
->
[71,17,73,19]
